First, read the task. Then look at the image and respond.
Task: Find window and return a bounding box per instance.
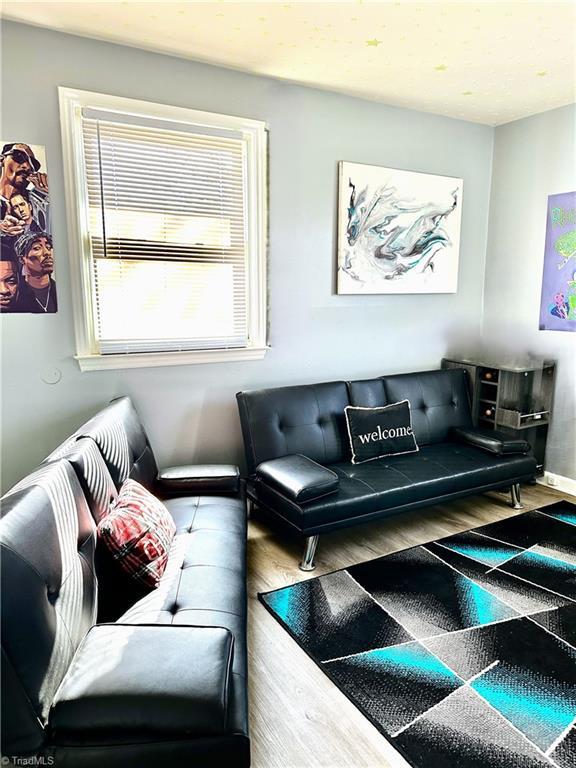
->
[59,88,267,370]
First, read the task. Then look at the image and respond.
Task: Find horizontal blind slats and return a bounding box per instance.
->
[87,191,246,207]
[82,113,249,354]
[83,121,245,148]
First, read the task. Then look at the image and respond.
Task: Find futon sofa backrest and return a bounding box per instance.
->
[237,369,473,472]
[0,461,97,756]
[47,396,158,491]
[51,436,149,621]
[237,381,350,475]
[43,401,158,621]
[349,368,472,446]
[47,437,118,524]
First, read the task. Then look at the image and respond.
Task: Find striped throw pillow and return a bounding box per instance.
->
[98,479,176,588]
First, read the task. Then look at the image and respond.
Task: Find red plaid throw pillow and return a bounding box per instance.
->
[98,479,176,588]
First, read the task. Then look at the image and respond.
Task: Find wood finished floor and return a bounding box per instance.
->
[247,483,573,768]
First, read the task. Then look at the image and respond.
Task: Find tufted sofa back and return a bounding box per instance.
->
[237,381,350,474]
[0,461,97,756]
[350,368,473,446]
[237,369,473,472]
[46,397,158,491]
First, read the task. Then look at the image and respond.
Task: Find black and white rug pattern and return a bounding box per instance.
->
[260,501,576,768]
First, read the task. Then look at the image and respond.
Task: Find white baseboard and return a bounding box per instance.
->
[537,471,576,497]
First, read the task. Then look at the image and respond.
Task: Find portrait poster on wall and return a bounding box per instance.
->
[539,191,576,332]
[0,141,57,314]
[337,161,463,295]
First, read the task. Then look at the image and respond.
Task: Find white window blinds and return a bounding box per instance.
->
[81,110,250,354]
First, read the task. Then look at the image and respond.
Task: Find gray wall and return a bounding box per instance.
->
[1,22,494,492]
[483,105,576,481]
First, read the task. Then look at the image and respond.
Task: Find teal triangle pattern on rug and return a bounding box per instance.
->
[259,502,576,768]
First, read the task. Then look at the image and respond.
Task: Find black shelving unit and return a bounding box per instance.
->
[442,356,556,475]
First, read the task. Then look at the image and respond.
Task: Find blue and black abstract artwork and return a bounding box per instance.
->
[260,500,576,767]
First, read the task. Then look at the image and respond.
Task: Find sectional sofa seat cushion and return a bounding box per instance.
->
[119,495,248,683]
[98,480,176,587]
[344,401,418,464]
[252,441,537,532]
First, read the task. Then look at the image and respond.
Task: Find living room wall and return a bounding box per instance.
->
[1,21,494,492]
[484,105,576,483]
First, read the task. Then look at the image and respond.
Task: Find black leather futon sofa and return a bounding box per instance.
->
[1,397,250,767]
[237,368,537,570]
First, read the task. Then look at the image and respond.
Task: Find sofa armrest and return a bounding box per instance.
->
[49,624,234,745]
[156,464,240,495]
[451,427,530,456]
[256,454,339,503]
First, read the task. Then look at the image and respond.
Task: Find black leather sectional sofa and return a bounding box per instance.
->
[237,368,537,569]
[1,397,250,767]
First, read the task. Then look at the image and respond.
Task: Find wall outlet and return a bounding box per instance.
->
[547,474,558,487]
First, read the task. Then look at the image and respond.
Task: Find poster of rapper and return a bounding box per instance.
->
[539,191,576,332]
[0,142,57,313]
[337,161,463,294]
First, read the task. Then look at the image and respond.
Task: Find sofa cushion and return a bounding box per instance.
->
[345,401,418,464]
[98,480,176,588]
[253,442,537,531]
[46,397,158,490]
[348,378,388,408]
[118,495,248,680]
[48,437,118,524]
[46,436,153,622]
[163,495,245,535]
[381,369,472,446]
[237,381,350,474]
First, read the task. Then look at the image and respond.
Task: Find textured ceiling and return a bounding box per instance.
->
[3,1,576,125]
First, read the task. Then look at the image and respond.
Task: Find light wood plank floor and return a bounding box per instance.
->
[247,483,572,768]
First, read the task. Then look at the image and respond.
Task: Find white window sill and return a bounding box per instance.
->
[75,346,269,372]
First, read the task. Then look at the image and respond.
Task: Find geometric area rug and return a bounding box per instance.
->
[259,501,576,768]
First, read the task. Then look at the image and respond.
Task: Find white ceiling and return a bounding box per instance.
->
[3,1,576,125]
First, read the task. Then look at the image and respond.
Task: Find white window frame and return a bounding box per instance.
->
[59,87,268,371]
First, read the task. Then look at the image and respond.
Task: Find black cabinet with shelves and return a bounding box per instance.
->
[442,356,556,475]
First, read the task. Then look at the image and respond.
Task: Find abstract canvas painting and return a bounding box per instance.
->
[337,161,463,295]
[0,141,57,313]
[539,191,576,332]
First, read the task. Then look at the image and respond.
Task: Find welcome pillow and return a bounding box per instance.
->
[345,400,419,464]
[98,479,176,588]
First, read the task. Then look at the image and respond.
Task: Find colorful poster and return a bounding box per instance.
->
[539,191,576,332]
[0,142,57,314]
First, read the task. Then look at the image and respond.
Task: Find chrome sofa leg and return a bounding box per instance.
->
[300,535,319,572]
[510,483,523,510]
